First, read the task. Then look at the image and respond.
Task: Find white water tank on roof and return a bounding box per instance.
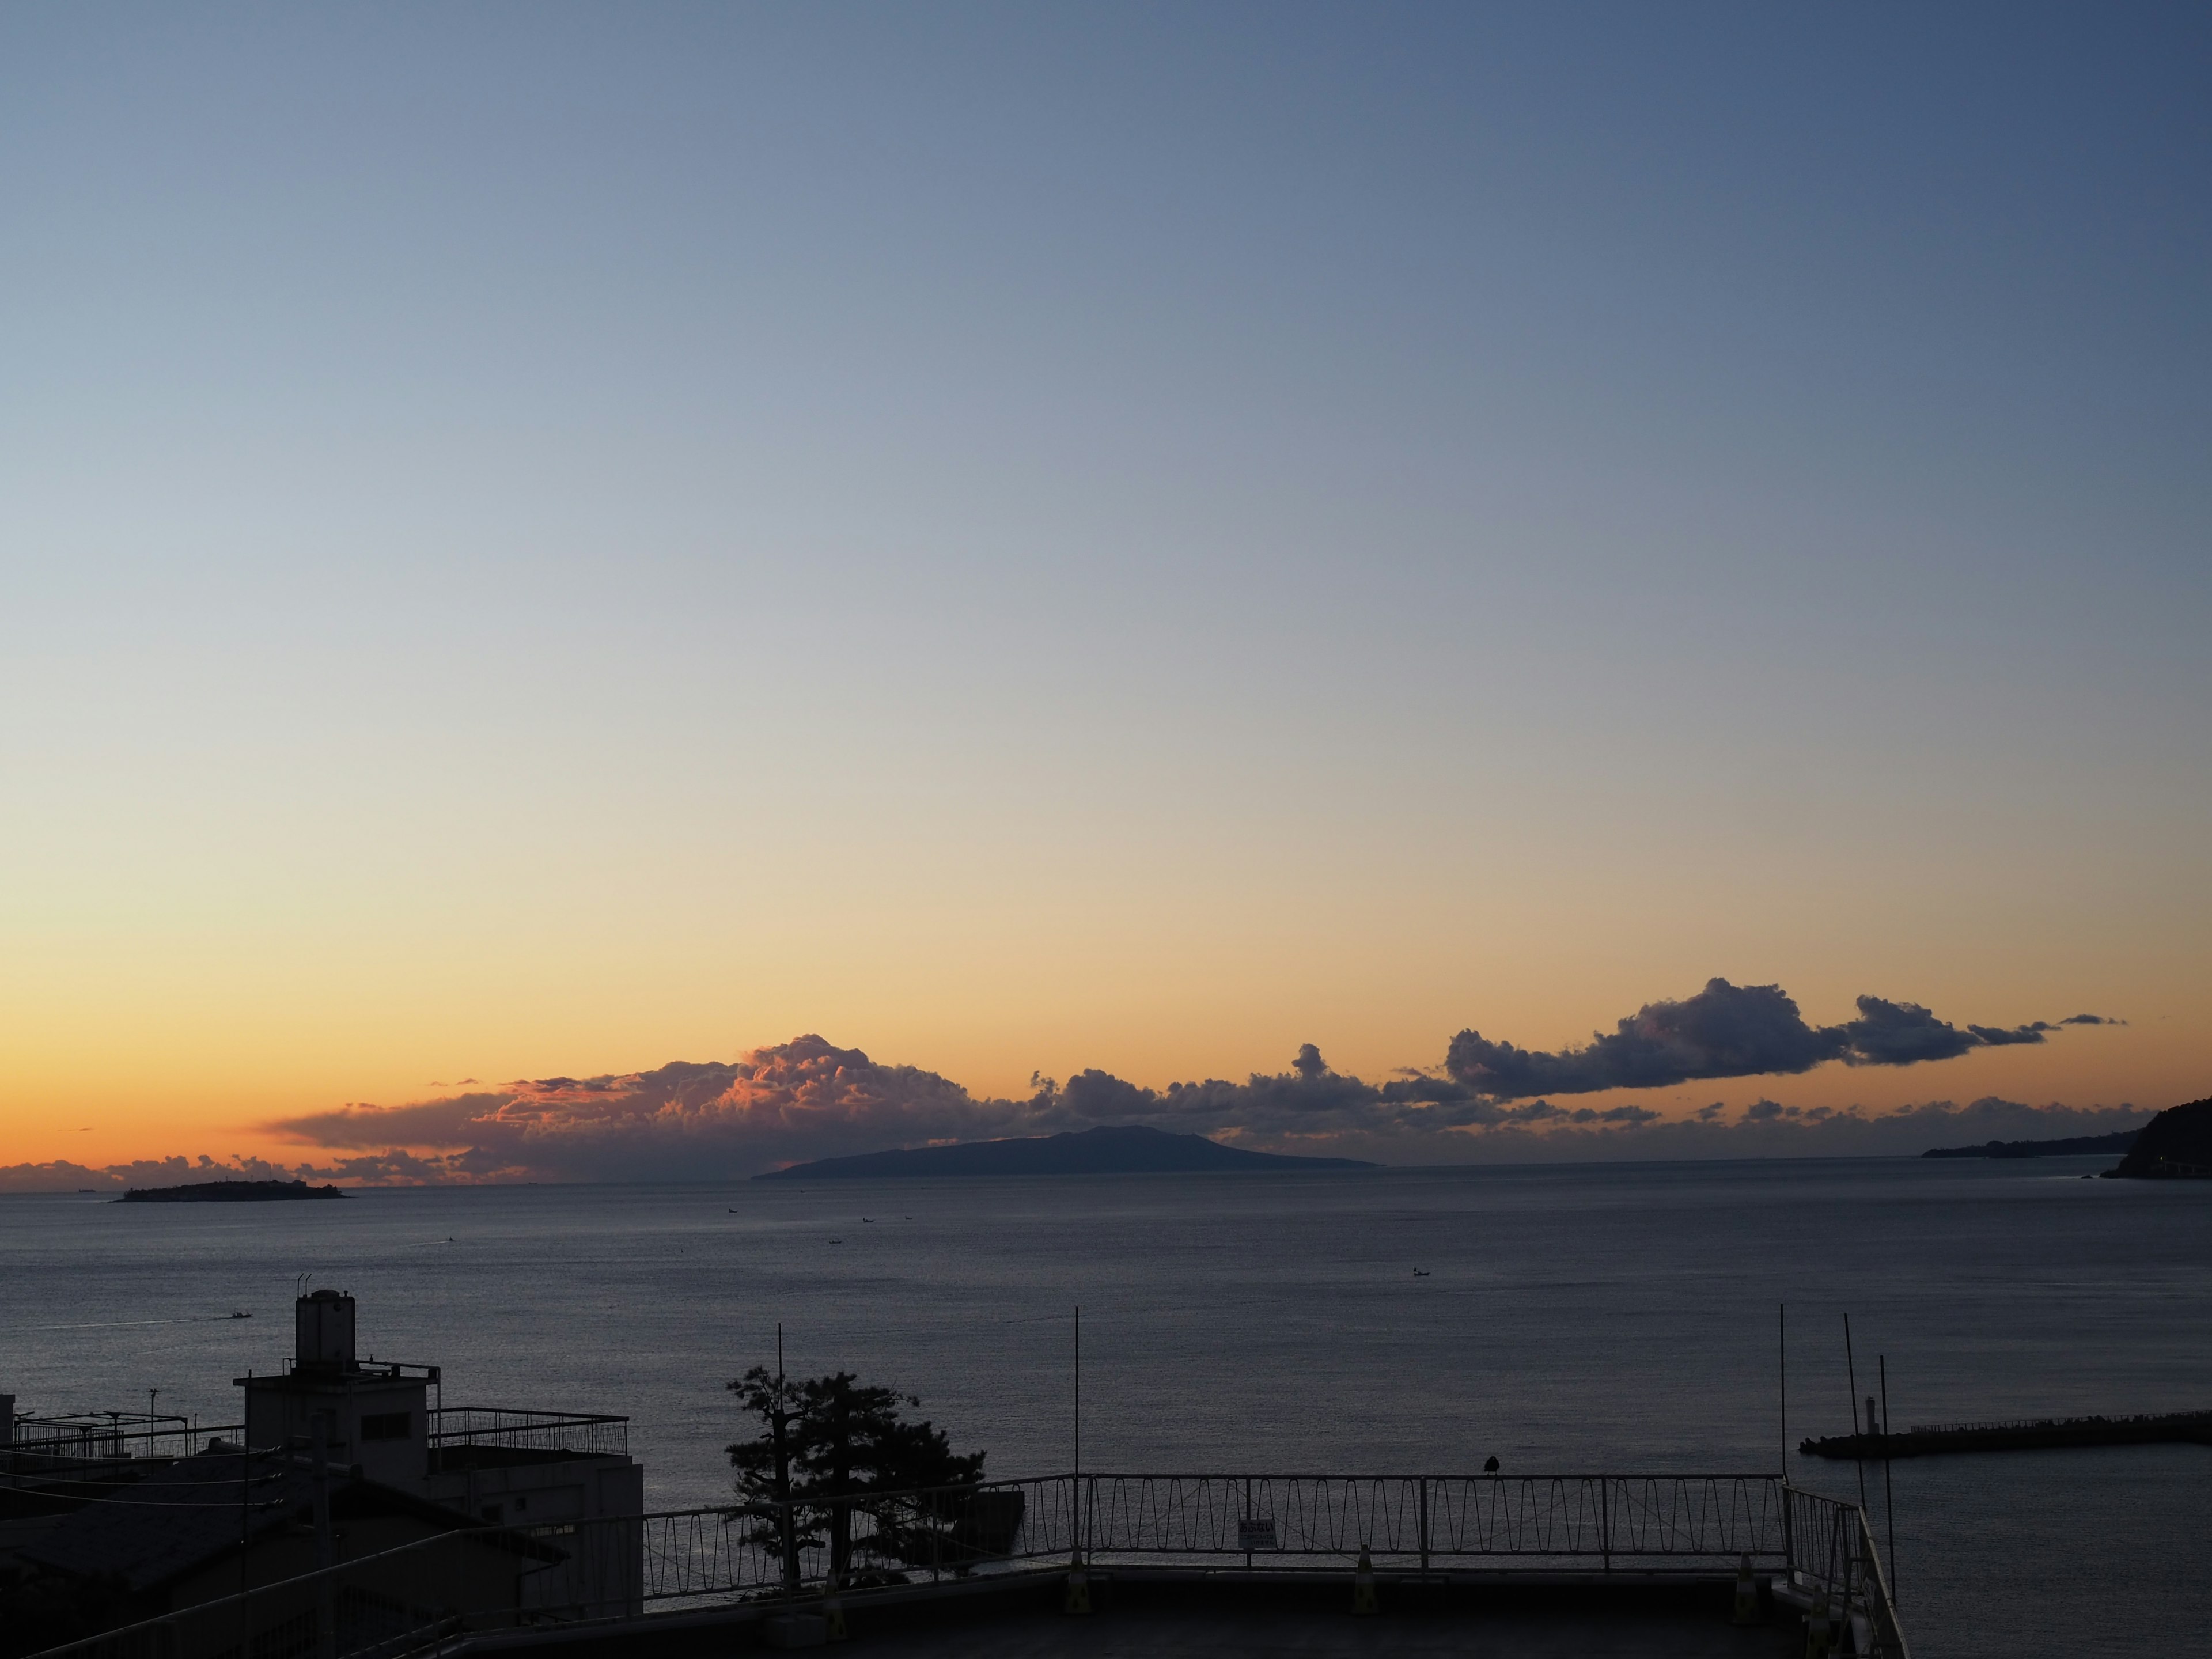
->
[296,1290,356,1372]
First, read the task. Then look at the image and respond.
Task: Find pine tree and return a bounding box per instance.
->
[728,1368,985,1580]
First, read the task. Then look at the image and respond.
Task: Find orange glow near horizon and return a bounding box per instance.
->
[6,926,2200,1171]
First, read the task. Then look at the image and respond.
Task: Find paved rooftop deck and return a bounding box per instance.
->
[448,1569,1816,1659]
[845,1604,1795,1657]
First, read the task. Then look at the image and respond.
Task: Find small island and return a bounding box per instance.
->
[758,1123,1376,1180]
[118,1179,351,1203]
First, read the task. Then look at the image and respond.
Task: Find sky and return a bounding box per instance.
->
[3,4,2207,1182]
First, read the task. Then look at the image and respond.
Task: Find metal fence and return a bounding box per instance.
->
[1075,1472,1785,1568]
[5,1417,229,1466]
[1781,1483,1908,1659]
[24,1473,1904,1659]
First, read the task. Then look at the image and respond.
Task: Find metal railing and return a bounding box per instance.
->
[280,1359,442,1383]
[428,1409,630,1459]
[24,1472,1903,1659]
[5,1415,225,1465]
[1076,1472,1785,1567]
[1781,1483,1908,1659]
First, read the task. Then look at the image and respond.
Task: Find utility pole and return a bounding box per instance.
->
[312,1416,337,1659]
[237,1393,252,1659]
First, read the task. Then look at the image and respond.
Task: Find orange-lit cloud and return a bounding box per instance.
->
[0,983,2145,1189]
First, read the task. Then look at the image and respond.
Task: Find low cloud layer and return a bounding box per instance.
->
[0,981,2131,1187]
[1443,978,2101,1098]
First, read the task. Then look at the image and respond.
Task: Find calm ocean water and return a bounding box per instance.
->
[5,1157,2207,1657]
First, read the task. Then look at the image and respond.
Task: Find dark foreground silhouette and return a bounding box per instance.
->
[756,1123,1376,1180]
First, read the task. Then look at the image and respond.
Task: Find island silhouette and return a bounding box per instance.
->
[756,1123,1375,1180]
[118,1179,350,1203]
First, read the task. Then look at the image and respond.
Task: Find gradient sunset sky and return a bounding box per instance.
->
[5,5,2207,1174]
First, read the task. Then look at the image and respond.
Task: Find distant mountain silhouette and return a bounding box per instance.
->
[1921,1128,2140,1160]
[755,1124,1376,1180]
[2106,1097,2212,1179]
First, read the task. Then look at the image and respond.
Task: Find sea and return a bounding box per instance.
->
[4,1156,2207,1657]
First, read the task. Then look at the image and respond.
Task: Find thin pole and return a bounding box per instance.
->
[1879,1355,1898,1601]
[1073,1305,1082,1560]
[1778,1304,1787,1480]
[1842,1315,1868,1517]
[238,1381,251,1656]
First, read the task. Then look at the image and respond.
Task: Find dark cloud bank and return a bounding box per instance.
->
[0,982,2136,1189]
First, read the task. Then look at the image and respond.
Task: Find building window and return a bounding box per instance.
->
[361,1411,412,1441]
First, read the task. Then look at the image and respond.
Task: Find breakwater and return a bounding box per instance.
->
[1802,1409,2212,1460]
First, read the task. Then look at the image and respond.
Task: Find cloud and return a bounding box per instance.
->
[254,1035,1515,1181]
[8,978,2121,1185]
[267,1036,1025,1183]
[1442,979,2086,1099]
[2059,1013,2126,1026]
[233,999,2132,1180]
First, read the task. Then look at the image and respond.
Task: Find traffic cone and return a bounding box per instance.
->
[1732,1555,1759,1626]
[821,1571,847,1642]
[1064,1552,1091,1616]
[1802,1588,1830,1658]
[1352,1545,1378,1616]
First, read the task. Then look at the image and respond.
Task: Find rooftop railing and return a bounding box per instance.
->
[21,1471,1905,1659]
[3,1415,223,1466]
[428,1407,630,1459]
[273,1358,442,1382]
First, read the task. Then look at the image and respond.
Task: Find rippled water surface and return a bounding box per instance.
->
[5,1157,2207,1657]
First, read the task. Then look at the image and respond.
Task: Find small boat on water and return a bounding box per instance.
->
[230,1310,252,1319]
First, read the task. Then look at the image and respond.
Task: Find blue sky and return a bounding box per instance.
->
[3,3,2206,1168]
